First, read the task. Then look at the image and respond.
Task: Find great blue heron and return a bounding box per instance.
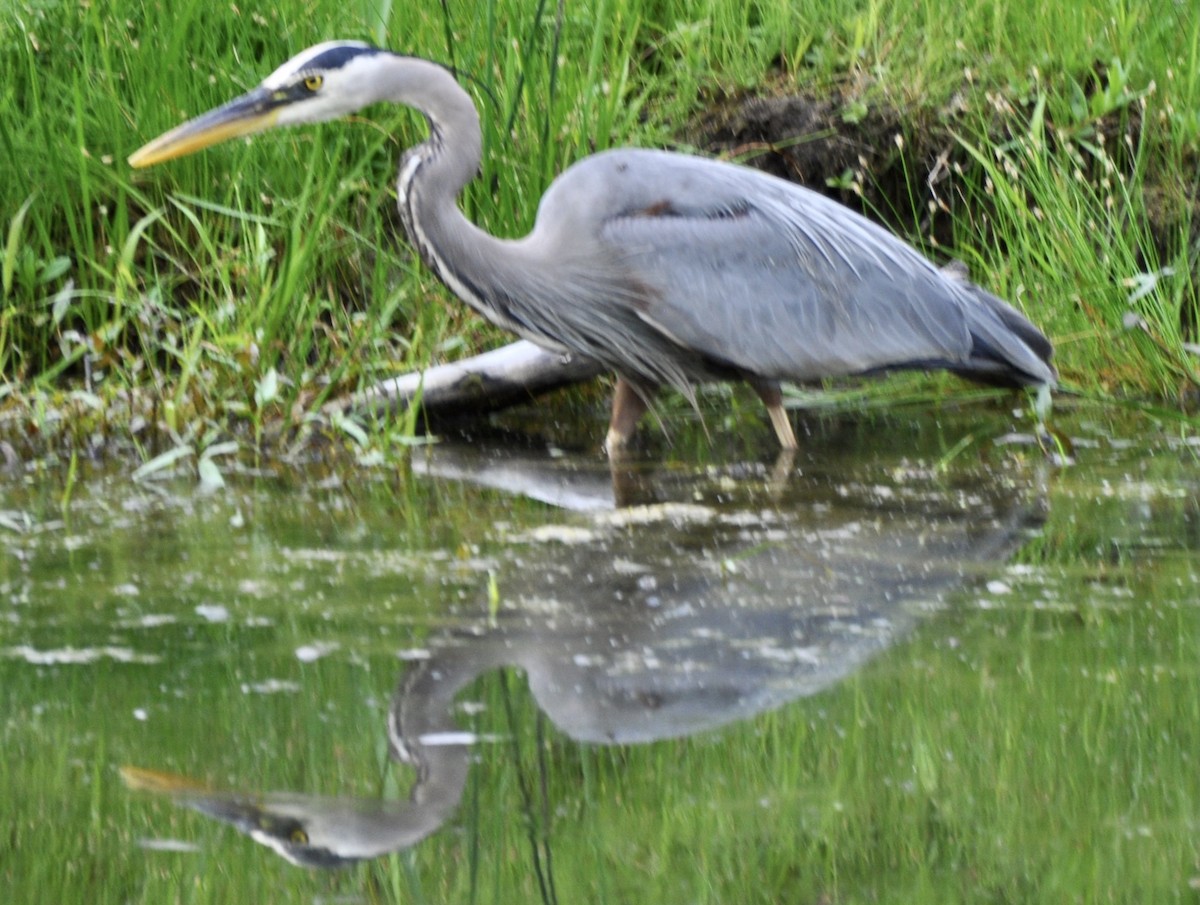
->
[129,41,1056,450]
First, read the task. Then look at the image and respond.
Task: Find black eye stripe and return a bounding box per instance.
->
[301,44,382,71]
[273,80,316,102]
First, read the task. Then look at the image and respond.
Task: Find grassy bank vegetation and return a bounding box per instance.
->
[2,0,1198,457]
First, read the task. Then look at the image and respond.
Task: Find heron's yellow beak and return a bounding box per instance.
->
[128,87,281,168]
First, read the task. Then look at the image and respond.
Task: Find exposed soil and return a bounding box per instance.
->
[691,84,956,243]
[688,77,1198,280]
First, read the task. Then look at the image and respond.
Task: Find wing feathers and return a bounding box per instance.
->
[528,148,1054,391]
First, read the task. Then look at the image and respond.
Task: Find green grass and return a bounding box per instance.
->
[1,0,1198,454]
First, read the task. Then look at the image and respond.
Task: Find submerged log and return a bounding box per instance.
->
[325,340,604,422]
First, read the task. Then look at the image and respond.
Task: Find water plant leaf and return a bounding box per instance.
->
[197,457,225,494]
[2,195,35,298]
[38,256,70,285]
[201,440,240,460]
[50,280,74,325]
[170,193,282,227]
[254,367,279,408]
[131,445,194,482]
[330,410,369,446]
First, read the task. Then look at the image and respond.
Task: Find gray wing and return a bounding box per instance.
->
[536,148,1053,386]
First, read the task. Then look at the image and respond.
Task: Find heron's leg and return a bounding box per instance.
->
[750,379,798,450]
[766,447,798,497]
[605,377,650,454]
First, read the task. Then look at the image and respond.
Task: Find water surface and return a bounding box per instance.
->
[2,406,1197,902]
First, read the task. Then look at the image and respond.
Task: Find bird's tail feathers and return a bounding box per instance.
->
[951,275,1057,388]
[936,262,1051,386]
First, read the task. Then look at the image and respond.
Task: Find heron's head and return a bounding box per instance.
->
[122,765,441,867]
[128,41,388,168]
[183,792,368,868]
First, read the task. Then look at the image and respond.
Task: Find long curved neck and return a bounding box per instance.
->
[295,640,506,862]
[379,56,538,339]
[384,57,483,212]
[388,642,493,813]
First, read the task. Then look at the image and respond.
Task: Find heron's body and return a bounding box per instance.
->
[420,145,1054,385]
[129,42,1056,450]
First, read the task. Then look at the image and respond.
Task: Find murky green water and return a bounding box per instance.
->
[2,407,1197,903]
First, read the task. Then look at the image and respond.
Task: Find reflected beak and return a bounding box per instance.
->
[128,87,282,168]
[178,793,272,829]
[122,764,267,828]
[120,765,213,794]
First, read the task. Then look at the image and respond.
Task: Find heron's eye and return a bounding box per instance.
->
[289,827,309,844]
[303,75,324,92]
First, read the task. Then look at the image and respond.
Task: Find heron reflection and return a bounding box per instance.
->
[125,449,1045,866]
